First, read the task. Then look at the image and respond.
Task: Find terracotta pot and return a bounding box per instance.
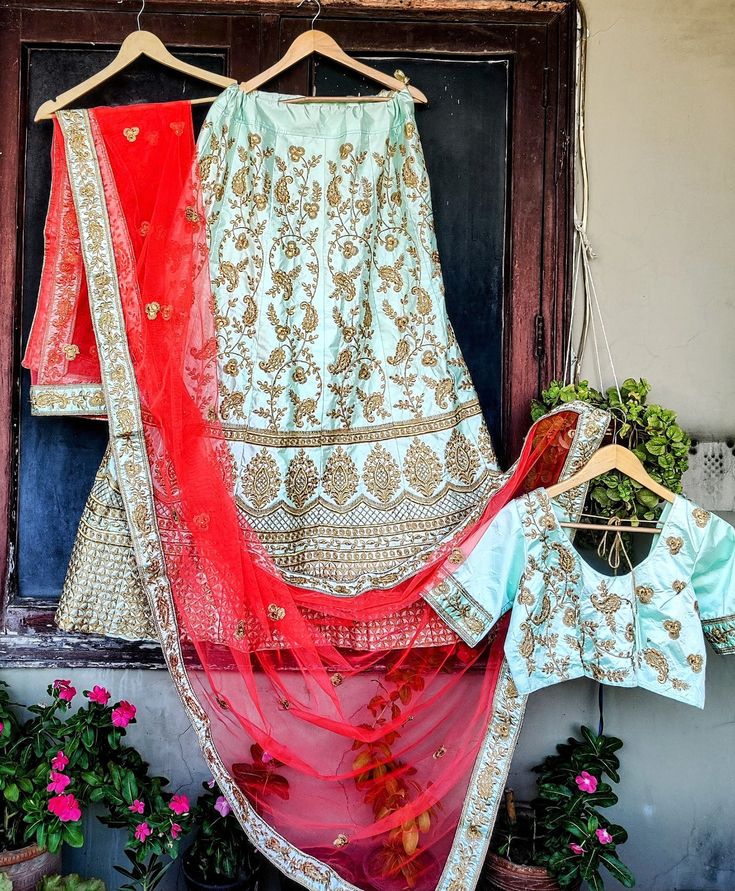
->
[481,851,579,891]
[0,843,62,891]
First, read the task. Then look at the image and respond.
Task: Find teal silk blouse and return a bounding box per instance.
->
[450,488,735,708]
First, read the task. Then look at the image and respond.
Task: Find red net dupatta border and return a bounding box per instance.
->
[56,106,610,891]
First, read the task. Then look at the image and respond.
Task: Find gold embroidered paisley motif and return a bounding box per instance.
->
[403,439,442,497]
[241,449,281,510]
[362,444,401,503]
[285,450,318,509]
[322,447,359,506]
[444,429,481,486]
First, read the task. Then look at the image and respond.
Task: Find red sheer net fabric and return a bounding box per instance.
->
[82,104,580,891]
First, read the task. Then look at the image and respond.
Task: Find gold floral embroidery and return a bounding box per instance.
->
[332,834,349,848]
[643,648,670,684]
[123,127,139,143]
[330,673,343,687]
[184,206,200,223]
[241,449,281,510]
[636,585,654,604]
[267,604,286,622]
[433,746,447,759]
[672,580,687,594]
[216,696,229,710]
[663,620,681,640]
[403,439,442,497]
[362,444,400,503]
[448,549,465,566]
[62,344,80,360]
[234,620,246,641]
[444,429,481,486]
[687,654,704,673]
[666,536,683,555]
[169,121,185,136]
[145,302,161,320]
[322,447,359,506]
[285,450,318,508]
[692,508,710,528]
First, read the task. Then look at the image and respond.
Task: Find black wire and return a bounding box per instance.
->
[597,683,605,736]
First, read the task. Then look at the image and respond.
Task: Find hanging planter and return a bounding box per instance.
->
[0,843,61,891]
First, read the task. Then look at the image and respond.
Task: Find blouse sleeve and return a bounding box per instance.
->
[693,513,735,655]
[423,500,526,647]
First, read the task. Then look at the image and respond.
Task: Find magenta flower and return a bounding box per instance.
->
[214,795,231,817]
[0,721,4,734]
[47,770,71,794]
[134,822,152,842]
[569,843,585,855]
[87,685,111,705]
[111,700,137,728]
[128,799,145,814]
[48,793,81,822]
[261,751,274,764]
[51,751,69,771]
[575,771,598,793]
[169,793,190,815]
[53,679,76,703]
[170,822,183,840]
[596,828,613,845]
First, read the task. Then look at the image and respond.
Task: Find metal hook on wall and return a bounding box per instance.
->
[296,0,322,30]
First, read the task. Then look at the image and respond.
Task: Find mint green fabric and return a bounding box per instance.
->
[473,489,735,707]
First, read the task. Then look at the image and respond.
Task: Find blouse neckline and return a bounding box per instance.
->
[541,489,681,582]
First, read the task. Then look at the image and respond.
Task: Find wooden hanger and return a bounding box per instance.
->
[35,31,236,122]
[546,443,676,534]
[240,29,428,105]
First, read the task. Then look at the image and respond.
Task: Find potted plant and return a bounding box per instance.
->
[37,874,106,891]
[532,378,690,527]
[182,780,262,891]
[484,726,635,891]
[0,678,194,891]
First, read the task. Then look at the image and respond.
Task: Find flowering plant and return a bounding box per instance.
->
[491,726,635,891]
[183,780,261,885]
[0,677,194,890]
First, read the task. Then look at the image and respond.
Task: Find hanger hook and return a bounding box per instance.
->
[297,0,321,30]
[136,0,145,31]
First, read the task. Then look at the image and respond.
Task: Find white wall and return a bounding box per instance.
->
[3,3,734,890]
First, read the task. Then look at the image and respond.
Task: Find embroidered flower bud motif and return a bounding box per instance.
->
[433,746,447,759]
[636,585,654,604]
[339,143,353,160]
[687,654,704,673]
[284,240,300,259]
[160,305,173,321]
[268,604,286,621]
[404,121,416,139]
[448,549,464,565]
[279,698,290,710]
[216,696,229,710]
[123,127,140,143]
[139,221,151,236]
[170,121,185,136]
[663,620,682,640]
[672,580,687,594]
[248,133,261,148]
[145,302,161,320]
[185,206,200,224]
[666,536,684,555]
[288,145,305,162]
[193,513,210,530]
[234,620,246,641]
[692,508,710,528]
[333,834,349,848]
[62,344,80,360]
[330,673,343,687]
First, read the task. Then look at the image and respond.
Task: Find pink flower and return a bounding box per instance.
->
[214,795,231,817]
[0,721,4,734]
[261,751,274,764]
[169,793,190,815]
[569,843,585,855]
[170,822,182,840]
[87,685,111,705]
[48,793,81,822]
[53,679,76,703]
[134,822,152,842]
[111,701,137,728]
[575,771,598,793]
[51,751,69,771]
[128,799,145,814]
[47,770,71,793]
[596,828,613,845]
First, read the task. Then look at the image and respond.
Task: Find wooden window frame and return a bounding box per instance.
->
[0,0,576,667]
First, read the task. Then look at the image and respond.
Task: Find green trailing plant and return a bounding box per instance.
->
[532,378,690,526]
[37,875,106,891]
[0,679,194,891]
[491,726,635,891]
[184,780,261,885]
[0,873,11,891]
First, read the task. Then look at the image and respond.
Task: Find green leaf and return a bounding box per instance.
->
[63,821,85,848]
[4,782,19,802]
[600,850,636,886]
